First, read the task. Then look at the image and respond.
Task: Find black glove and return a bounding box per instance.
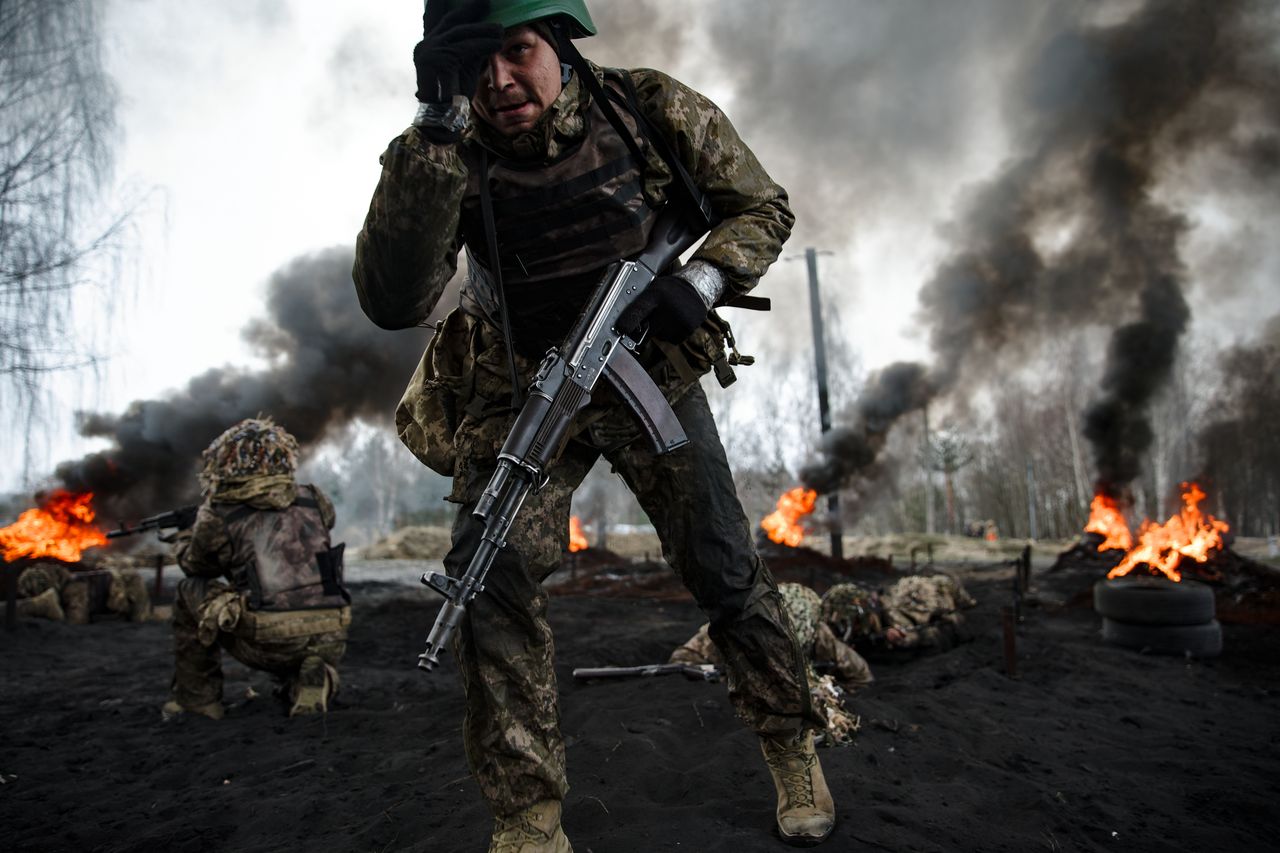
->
[616,275,709,344]
[413,0,503,105]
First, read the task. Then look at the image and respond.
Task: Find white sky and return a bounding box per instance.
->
[4,0,1276,493]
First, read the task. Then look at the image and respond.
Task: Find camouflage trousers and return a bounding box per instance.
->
[444,384,821,816]
[170,577,348,708]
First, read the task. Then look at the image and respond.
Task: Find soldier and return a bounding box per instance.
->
[17,561,152,624]
[162,418,351,721]
[671,582,869,746]
[821,575,978,653]
[672,581,875,689]
[353,1,830,848]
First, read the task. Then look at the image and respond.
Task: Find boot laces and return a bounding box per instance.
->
[765,739,817,809]
[490,807,553,852]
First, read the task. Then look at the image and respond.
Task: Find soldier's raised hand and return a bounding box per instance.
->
[414,0,503,104]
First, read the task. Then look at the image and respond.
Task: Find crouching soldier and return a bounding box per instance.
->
[162,418,351,720]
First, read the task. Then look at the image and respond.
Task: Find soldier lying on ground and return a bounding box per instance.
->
[673,575,978,692]
[162,418,351,721]
[16,562,152,624]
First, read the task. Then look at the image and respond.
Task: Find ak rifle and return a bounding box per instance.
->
[106,505,198,539]
[417,207,707,672]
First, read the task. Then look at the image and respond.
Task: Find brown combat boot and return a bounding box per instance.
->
[760,730,835,846]
[17,588,65,621]
[288,656,336,717]
[161,699,225,721]
[488,800,572,853]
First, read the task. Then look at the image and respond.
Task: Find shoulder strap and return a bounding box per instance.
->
[554,29,715,232]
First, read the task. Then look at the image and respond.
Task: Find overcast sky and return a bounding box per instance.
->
[5,0,1277,493]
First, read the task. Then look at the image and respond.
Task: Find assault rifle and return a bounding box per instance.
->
[106,505,198,539]
[572,663,721,682]
[417,207,707,672]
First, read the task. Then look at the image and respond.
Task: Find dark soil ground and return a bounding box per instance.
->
[1,557,1277,853]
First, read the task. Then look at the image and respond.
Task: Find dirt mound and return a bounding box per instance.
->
[359,525,452,560]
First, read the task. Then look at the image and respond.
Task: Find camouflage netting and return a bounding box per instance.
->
[819,583,883,643]
[199,417,299,493]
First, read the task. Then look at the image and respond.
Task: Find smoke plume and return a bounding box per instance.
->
[795,0,1280,496]
[55,248,430,519]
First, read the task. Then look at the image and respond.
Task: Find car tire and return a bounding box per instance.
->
[1100,617,1223,657]
[1093,577,1216,626]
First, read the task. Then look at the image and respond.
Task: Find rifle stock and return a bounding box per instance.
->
[418,207,707,672]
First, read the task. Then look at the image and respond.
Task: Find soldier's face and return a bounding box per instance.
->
[473,26,564,136]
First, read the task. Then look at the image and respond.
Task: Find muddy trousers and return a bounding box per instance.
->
[170,577,347,708]
[444,384,822,815]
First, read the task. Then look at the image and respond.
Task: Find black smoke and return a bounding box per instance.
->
[797,0,1280,496]
[55,248,430,519]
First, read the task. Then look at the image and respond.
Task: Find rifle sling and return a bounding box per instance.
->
[477,147,524,411]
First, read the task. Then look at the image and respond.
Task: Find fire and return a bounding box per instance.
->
[1084,493,1133,552]
[761,487,818,547]
[0,490,108,563]
[1106,483,1229,582]
[568,516,589,553]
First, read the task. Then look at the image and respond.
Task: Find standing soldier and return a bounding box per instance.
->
[162,418,351,720]
[353,0,832,848]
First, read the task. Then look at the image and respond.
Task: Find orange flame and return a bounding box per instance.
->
[761,487,818,547]
[1084,493,1133,552]
[1106,483,1229,582]
[568,516,589,553]
[0,490,108,563]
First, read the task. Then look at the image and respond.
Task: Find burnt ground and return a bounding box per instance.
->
[0,560,1277,853]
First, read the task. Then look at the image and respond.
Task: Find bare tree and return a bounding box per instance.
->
[1,0,130,472]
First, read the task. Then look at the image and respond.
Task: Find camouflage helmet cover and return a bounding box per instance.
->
[778,582,823,650]
[199,417,299,490]
[819,582,883,642]
[427,0,597,38]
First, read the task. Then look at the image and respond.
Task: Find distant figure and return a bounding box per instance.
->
[823,575,978,653]
[984,519,999,542]
[163,418,351,720]
[16,562,151,624]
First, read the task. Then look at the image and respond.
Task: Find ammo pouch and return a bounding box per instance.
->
[236,605,352,642]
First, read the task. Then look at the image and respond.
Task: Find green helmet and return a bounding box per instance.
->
[431,0,597,38]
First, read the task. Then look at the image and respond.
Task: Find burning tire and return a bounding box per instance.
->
[1093,577,1216,626]
[1100,617,1223,658]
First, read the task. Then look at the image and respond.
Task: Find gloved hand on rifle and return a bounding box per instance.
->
[412,0,503,141]
[616,275,709,344]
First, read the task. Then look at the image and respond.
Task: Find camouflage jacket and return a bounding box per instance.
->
[176,480,336,582]
[353,64,793,484]
[353,62,793,329]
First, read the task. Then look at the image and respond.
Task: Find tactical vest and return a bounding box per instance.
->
[216,485,349,612]
[457,74,662,332]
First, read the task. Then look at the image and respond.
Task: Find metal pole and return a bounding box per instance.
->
[923,406,935,535]
[1025,459,1039,541]
[4,561,17,631]
[804,248,843,560]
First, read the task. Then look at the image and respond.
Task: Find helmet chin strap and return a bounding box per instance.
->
[560,62,573,84]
